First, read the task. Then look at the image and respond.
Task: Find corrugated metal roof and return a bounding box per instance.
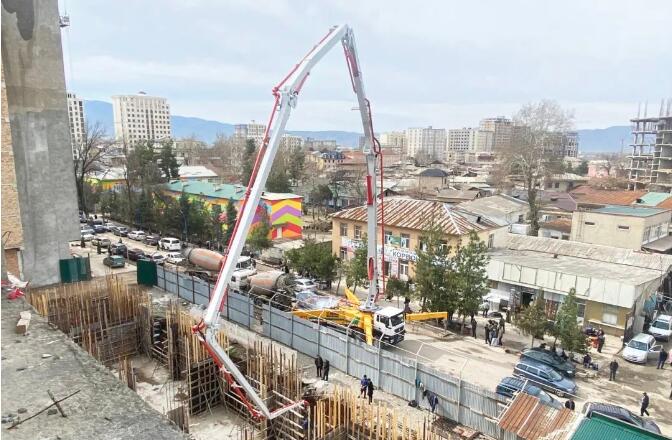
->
[331,198,497,235]
[540,218,572,233]
[591,205,668,217]
[570,186,646,206]
[571,414,667,440]
[635,192,672,207]
[498,393,577,440]
[165,181,301,201]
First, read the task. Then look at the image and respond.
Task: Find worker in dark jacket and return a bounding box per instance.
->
[315,355,323,377]
[366,379,374,404]
[609,359,619,381]
[658,347,668,369]
[470,316,477,338]
[322,360,330,381]
[640,392,650,416]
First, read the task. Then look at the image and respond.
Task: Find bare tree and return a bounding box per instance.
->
[73,121,112,214]
[499,100,574,236]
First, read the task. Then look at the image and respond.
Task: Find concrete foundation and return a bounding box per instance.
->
[1,0,80,286]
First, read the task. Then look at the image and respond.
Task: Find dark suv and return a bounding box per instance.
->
[495,376,562,409]
[582,402,661,434]
[109,243,127,256]
[126,248,146,261]
[521,347,576,377]
[142,234,161,246]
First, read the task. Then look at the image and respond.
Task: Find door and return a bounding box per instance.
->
[275,226,283,238]
[649,344,662,360]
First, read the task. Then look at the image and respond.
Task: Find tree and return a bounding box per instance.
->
[454,232,490,328]
[285,240,338,283]
[222,202,238,245]
[287,145,305,183]
[516,293,549,347]
[575,160,589,176]
[554,288,588,354]
[345,240,369,294]
[413,218,455,313]
[309,184,332,219]
[247,210,272,254]
[241,139,257,186]
[72,121,112,214]
[499,100,574,236]
[384,276,410,301]
[266,167,292,192]
[158,141,180,180]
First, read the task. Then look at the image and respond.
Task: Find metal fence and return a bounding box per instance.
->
[155,266,506,438]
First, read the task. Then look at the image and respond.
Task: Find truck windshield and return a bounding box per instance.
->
[389,313,403,328]
[652,320,669,329]
[237,259,252,270]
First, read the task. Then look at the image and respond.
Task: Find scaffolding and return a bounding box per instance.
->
[627,99,672,190]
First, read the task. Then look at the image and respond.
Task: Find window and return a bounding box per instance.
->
[518,214,524,223]
[418,238,428,252]
[400,233,410,249]
[339,223,348,237]
[383,261,391,276]
[584,221,595,226]
[617,225,630,230]
[399,260,409,278]
[643,226,651,243]
[354,225,362,240]
[554,182,560,189]
[339,247,347,260]
[487,234,494,249]
[602,304,619,325]
[385,230,393,244]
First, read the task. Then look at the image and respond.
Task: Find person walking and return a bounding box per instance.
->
[485,323,491,345]
[564,399,575,411]
[366,379,374,404]
[658,347,668,369]
[360,375,369,398]
[470,316,477,339]
[597,329,605,353]
[609,359,619,381]
[490,326,498,346]
[640,392,650,417]
[483,305,489,318]
[322,360,330,381]
[428,392,439,413]
[315,355,323,378]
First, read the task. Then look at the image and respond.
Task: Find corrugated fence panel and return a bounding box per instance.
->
[379,350,415,401]
[192,277,211,306]
[227,291,252,328]
[318,327,348,373]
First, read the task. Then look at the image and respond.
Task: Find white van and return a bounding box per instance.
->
[649,314,672,341]
[159,237,181,251]
[622,333,661,364]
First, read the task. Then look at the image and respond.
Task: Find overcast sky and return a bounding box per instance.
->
[61,0,672,131]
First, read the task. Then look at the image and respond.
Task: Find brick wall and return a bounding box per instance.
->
[1,66,24,262]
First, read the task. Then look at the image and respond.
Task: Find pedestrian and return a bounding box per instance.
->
[490,327,498,346]
[428,392,439,413]
[640,392,650,417]
[360,375,369,398]
[499,316,506,334]
[658,347,668,369]
[483,305,489,318]
[609,358,619,381]
[366,378,374,404]
[315,355,323,378]
[322,360,330,381]
[470,316,477,339]
[583,353,592,368]
[597,330,605,353]
[485,323,491,345]
[564,399,575,411]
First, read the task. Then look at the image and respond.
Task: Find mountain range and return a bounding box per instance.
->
[84,100,630,152]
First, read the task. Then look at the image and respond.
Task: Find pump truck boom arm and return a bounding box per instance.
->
[193,24,382,420]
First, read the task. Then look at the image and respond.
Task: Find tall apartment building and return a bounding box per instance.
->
[281,134,303,150]
[406,126,446,160]
[479,116,512,151]
[380,131,406,153]
[234,120,266,147]
[447,128,494,158]
[67,92,85,159]
[112,92,172,145]
[627,100,672,191]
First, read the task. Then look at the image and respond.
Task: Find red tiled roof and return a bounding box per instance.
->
[657,197,672,209]
[331,198,497,235]
[498,393,577,440]
[569,185,646,206]
[539,218,572,233]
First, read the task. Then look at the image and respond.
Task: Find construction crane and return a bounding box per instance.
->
[193,24,384,420]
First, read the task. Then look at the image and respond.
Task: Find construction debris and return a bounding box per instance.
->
[16,310,31,334]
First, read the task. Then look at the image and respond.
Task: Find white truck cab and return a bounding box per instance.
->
[373,307,405,344]
[229,256,257,291]
[649,314,672,341]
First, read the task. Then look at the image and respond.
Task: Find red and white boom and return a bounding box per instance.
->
[193,24,382,420]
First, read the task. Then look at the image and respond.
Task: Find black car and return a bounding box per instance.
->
[92,224,106,234]
[521,347,577,378]
[109,243,128,256]
[126,248,146,261]
[495,376,563,409]
[583,402,661,434]
[113,226,129,237]
[142,234,161,246]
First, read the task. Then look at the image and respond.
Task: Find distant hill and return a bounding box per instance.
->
[576,126,631,153]
[84,100,629,151]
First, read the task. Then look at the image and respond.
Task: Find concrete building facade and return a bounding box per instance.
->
[112,93,171,144]
[67,92,85,159]
[234,121,266,147]
[479,117,512,151]
[406,126,446,160]
[2,0,81,285]
[626,101,672,191]
[570,205,671,250]
[380,131,407,153]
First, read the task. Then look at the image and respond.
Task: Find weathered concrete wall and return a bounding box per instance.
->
[1,0,80,286]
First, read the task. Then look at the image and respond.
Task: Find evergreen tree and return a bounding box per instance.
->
[158,141,180,180]
[285,240,337,283]
[384,277,410,301]
[241,139,257,186]
[266,167,291,192]
[414,219,455,312]
[247,210,272,254]
[576,160,589,176]
[516,293,549,347]
[345,239,369,294]
[223,202,238,245]
[555,288,588,354]
[454,231,490,327]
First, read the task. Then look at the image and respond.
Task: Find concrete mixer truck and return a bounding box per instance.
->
[182,247,257,288]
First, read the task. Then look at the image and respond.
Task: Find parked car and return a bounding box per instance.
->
[165,252,184,265]
[295,278,317,292]
[622,333,661,364]
[148,253,166,265]
[582,402,661,434]
[512,359,577,397]
[92,224,106,234]
[128,230,146,241]
[80,231,95,241]
[487,311,504,319]
[495,376,563,410]
[103,255,126,268]
[126,248,146,261]
[521,347,576,378]
[143,234,161,246]
[648,314,672,341]
[113,226,129,237]
[159,237,181,251]
[109,243,127,256]
[102,221,114,232]
[91,237,111,248]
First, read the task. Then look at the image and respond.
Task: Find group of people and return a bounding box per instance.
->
[314,355,330,381]
[359,375,375,403]
[484,317,506,346]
